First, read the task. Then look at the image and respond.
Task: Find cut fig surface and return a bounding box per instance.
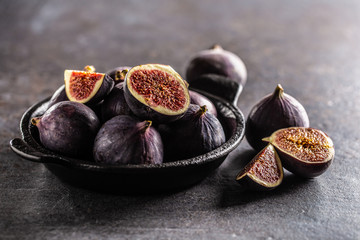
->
[263,127,335,178]
[236,144,283,190]
[124,64,190,122]
[64,69,114,105]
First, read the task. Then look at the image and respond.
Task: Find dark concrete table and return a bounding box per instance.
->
[1,0,359,239]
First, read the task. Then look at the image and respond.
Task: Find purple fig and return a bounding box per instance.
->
[159,104,226,161]
[189,90,217,117]
[185,44,247,87]
[263,127,335,178]
[124,64,190,123]
[47,85,69,109]
[106,66,131,84]
[93,115,163,165]
[31,101,100,158]
[246,84,310,151]
[100,82,132,122]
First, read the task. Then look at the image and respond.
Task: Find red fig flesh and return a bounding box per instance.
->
[263,127,335,178]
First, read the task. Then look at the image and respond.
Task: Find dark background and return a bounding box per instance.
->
[1,0,359,239]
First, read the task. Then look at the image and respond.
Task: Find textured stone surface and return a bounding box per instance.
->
[1,0,360,239]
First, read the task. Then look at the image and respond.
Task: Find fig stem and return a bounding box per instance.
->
[262,137,270,142]
[273,84,284,98]
[197,105,208,116]
[31,117,41,126]
[116,69,129,81]
[83,65,96,72]
[210,44,223,51]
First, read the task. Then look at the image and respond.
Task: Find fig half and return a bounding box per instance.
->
[263,127,335,178]
[64,69,114,105]
[124,64,190,123]
[236,144,283,191]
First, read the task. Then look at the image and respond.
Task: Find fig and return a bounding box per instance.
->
[93,115,163,165]
[246,84,310,151]
[185,44,247,87]
[47,85,68,109]
[100,82,132,122]
[236,144,283,191]
[124,64,190,123]
[106,66,131,84]
[64,69,114,105]
[263,127,335,178]
[159,104,226,161]
[189,90,217,117]
[31,101,100,158]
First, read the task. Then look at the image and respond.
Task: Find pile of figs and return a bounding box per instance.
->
[32,63,228,165]
[236,84,335,191]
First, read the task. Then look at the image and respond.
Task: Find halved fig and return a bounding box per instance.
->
[124,64,190,123]
[236,144,283,191]
[263,127,335,178]
[64,69,114,105]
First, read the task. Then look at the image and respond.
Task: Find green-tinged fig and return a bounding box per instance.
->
[185,44,247,87]
[236,144,283,191]
[93,115,163,165]
[246,84,310,151]
[31,101,100,158]
[64,69,114,105]
[263,127,335,178]
[124,64,190,123]
[159,104,225,161]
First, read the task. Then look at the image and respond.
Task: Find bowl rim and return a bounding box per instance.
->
[15,89,245,172]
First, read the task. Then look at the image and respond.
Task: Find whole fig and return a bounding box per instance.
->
[47,85,69,109]
[189,90,217,117]
[100,82,132,122]
[93,115,163,165]
[106,66,131,84]
[246,84,310,151]
[185,44,247,87]
[159,104,226,161]
[31,101,100,158]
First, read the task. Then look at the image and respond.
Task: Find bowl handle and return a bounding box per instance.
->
[9,138,67,165]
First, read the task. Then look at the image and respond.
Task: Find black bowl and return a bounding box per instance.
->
[10,86,245,194]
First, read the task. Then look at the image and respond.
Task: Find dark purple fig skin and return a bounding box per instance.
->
[189,90,217,117]
[186,44,247,87]
[159,104,226,161]
[236,144,283,191]
[93,115,163,165]
[100,82,132,122]
[32,101,100,158]
[246,84,310,151]
[85,74,115,105]
[106,66,131,84]
[47,85,69,109]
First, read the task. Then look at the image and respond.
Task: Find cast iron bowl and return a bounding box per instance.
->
[10,81,245,194]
